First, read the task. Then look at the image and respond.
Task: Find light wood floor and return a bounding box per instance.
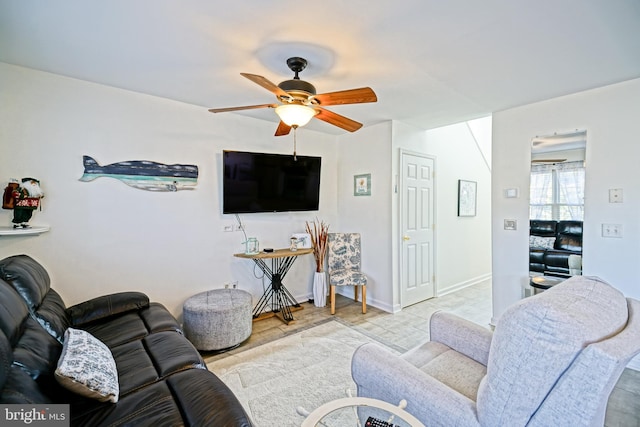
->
[203,280,640,426]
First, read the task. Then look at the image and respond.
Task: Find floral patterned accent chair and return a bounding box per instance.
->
[327,233,367,315]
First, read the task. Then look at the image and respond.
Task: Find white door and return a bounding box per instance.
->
[400,151,435,307]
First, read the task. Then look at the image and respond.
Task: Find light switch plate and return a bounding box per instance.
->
[602,223,623,238]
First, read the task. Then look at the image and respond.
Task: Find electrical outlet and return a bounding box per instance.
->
[234,224,243,231]
[504,219,517,230]
[223,225,233,232]
[224,282,230,289]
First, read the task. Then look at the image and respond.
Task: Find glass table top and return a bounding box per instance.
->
[299,397,424,427]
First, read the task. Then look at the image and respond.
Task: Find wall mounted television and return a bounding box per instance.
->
[222,150,321,214]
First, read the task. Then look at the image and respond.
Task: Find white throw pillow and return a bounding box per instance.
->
[529,235,555,250]
[55,328,119,403]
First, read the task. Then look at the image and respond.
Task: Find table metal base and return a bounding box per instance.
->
[251,255,302,324]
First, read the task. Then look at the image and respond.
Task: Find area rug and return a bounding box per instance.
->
[206,320,399,427]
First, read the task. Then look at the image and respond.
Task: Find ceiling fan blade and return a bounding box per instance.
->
[275,121,292,136]
[208,103,277,113]
[240,73,291,99]
[313,87,377,106]
[314,107,363,132]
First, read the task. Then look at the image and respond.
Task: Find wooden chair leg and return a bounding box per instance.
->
[362,285,367,314]
[330,285,336,315]
[354,285,359,302]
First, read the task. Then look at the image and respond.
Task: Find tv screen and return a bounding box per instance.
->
[222,150,321,214]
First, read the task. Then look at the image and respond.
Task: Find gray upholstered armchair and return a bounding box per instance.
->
[351,276,640,426]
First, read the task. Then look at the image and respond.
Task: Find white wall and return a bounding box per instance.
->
[423,120,492,295]
[0,63,338,318]
[336,122,395,311]
[492,78,640,322]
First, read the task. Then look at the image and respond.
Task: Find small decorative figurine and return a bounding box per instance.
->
[4,178,45,228]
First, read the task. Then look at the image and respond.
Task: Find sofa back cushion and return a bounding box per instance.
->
[1,278,64,401]
[476,276,628,426]
[0,255,69,343]
[529,220,557,237]
[0,255,51,311]
[0,328,11,392]
[555,220,583,252]
[34,289,69,343]
[0,279,30,346]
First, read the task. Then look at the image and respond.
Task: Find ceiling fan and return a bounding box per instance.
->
[208,57,377,136]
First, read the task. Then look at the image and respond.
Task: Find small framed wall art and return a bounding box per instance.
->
[458,179,477,217]
[354,173,371,196]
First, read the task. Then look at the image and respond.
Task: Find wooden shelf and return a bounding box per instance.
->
[0,225,50,236]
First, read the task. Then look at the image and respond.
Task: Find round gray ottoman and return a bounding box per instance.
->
[183,289,252,351]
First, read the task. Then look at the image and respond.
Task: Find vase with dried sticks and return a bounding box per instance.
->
[306,219,329,307]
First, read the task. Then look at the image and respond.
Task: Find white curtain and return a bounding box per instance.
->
[556,162,585,220]
[530,161,584,220]
[530,163,554,220]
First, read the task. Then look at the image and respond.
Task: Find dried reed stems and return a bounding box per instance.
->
[305,219,329,272]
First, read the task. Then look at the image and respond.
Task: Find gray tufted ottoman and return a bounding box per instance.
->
[183,289,253,351]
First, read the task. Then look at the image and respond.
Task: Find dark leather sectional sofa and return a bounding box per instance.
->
[0,254,253,426]
[529,220,583,276]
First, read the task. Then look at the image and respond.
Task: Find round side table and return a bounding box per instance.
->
[300,397,425,427]
[530,276,565,295]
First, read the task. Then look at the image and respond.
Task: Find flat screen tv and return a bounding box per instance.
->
[222,150,321,214]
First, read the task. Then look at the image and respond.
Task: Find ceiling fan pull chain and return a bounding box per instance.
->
[293,127,298,161]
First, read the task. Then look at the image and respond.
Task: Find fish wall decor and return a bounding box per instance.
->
[79,156,198,192]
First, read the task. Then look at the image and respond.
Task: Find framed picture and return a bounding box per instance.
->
[458,180,477,217]
[291,233,312,249]
[354,173,371,196]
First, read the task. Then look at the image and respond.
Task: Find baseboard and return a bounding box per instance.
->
[436,273,492,297]
[627,355,640,371]
[490,317,498,329]
[322,288,395,314]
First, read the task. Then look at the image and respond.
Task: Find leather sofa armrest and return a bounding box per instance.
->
[351,343,479,426]
[429,311,493,366]
[66,292,150,326]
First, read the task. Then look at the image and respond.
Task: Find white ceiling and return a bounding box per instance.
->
[2,0,639,135]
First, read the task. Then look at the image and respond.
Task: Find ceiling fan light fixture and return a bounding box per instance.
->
[275,104,317,128]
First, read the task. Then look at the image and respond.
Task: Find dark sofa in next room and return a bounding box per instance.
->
[0,254,253,426]
[529,220,583,276]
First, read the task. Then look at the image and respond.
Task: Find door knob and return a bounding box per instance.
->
[402,236,410,241]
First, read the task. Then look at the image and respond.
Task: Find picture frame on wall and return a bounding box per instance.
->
[354,173,371,196]
[458,179,477,217]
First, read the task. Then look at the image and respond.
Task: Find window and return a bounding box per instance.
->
[530,161,584,221]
